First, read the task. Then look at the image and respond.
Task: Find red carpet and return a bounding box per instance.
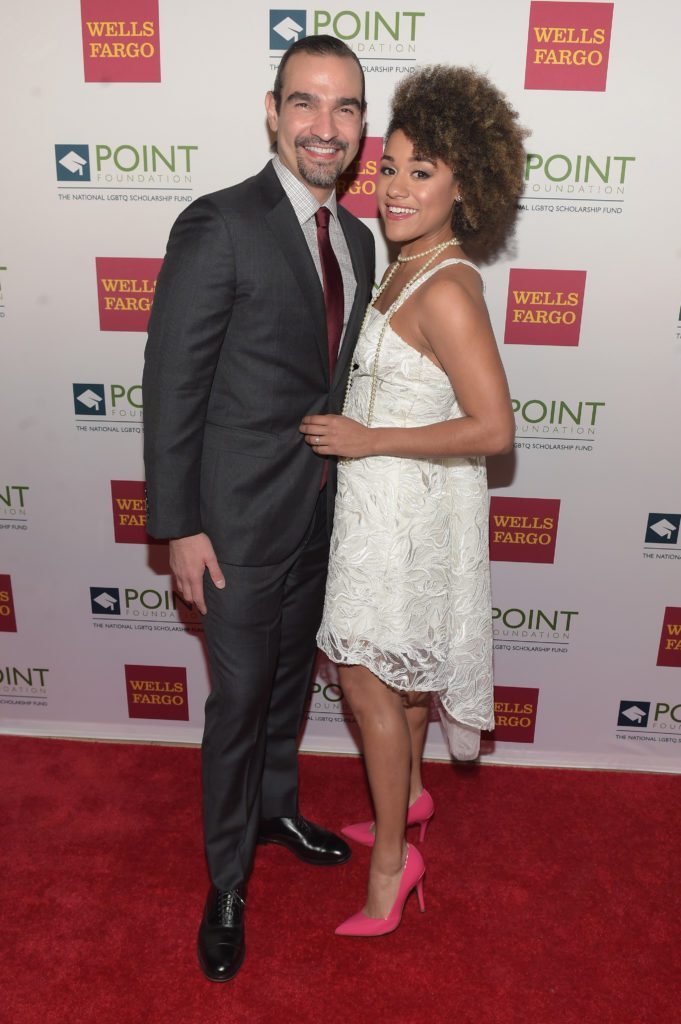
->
[1,736,677,1024]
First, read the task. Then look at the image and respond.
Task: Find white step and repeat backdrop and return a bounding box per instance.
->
[1,1,680,770]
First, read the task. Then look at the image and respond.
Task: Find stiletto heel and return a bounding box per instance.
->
[416,877,425,912]
[341,789,435,848]
[335,844,426,937]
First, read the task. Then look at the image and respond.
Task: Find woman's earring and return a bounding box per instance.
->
[455,194,463,203]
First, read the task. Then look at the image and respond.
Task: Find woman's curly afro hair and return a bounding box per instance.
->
[386,66,529,261]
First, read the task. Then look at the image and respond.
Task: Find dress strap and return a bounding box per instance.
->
[387,258,482,318]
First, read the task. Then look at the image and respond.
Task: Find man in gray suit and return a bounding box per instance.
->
[143,36,374,980]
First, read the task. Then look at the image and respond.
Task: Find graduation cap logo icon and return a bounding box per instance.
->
[645,514,680,545]
[73,384,106,416]
[270,11,306,49]
[617,701,650,728]
[90,588,120,615]
[77,389,103,411]
[55,144,91,182]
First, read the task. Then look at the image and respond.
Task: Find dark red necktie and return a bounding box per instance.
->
[315,206,344,488]
[315,206,344,382]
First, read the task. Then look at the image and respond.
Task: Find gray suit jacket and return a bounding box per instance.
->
[142,161,375,565]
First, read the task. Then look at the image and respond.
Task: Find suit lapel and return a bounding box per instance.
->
[261,166,328,376]
[333,208,369,389]
[258,163,370,389]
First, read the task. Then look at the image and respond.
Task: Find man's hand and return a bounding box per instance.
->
[169,533,225,615]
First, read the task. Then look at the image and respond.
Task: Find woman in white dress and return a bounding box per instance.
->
[300,66,527,936]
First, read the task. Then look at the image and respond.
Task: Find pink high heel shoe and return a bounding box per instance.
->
[335,843,426,937]
[341,789,435,848]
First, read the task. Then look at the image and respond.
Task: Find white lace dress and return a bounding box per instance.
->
[317,260,495,746]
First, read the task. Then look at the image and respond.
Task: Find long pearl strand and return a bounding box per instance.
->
[340,237,460,440]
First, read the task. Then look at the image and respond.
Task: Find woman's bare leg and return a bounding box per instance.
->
[404,697,430,803]
[339,663,410,918]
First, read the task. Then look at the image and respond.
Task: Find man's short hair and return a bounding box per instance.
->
[272,35,366,112]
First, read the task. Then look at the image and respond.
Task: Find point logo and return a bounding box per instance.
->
[0,666,49,699]
[524,152,635,205]
[512,398,604,451]
[96,258,162,332]
[617,701,650,728]
[656,607,681,668]
[0,484,29,522]
[338,136,381,219]
[512,397,604,435]
[617,699,681,739]
[55,142,198,192]
[269,9,425,57]
[270,10,307,49]
[0,575,17,633]
[505,269,587,346]
[483,686,539,743]
[111,481,161,544]
[81,0,161,83]
[525,1,614,92]
[55,144,91,182]
[90,587,120,615]
[73,382,143,422]
[489,497,561,564]
[90,584,199,626]
[493,606,578,646]
[645,514,680,546]
[125,664,188,721]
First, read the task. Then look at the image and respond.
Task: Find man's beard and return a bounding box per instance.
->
[295,135,348,189]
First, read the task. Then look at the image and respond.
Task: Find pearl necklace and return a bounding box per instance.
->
[396,236,461,262]
[339,239,460,450]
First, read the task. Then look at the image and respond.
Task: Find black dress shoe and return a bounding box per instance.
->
[257,815,351,866]
[197,885,245,982]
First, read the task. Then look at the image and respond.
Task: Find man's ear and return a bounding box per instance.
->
[265,91,279,133]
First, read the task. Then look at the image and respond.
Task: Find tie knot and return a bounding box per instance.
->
[315,206,331,230]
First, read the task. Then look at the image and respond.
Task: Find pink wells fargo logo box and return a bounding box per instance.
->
[337,137,382,220]
[656,607,681,668]
[489,497,561,564]
[0,574,17,632]
[96,257,162,332]
[111,480,162,545]
[525,1,614,92]
[483,686,540,744]
[125,664,189,721]
[81,0,161,83]
[504,269,587,347]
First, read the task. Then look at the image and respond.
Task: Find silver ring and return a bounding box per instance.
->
[315,436,321,444]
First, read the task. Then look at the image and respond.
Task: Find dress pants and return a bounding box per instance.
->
[201,486,329,890]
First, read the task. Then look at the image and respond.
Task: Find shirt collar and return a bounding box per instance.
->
[272,155,339,225]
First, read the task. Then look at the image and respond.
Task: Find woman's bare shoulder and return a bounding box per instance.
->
[418,262,486,323]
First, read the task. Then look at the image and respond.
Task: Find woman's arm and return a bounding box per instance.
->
[300,275,514,459]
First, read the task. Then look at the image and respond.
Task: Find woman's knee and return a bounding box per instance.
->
[338,666,371,714]
[401,690,431,710]
[339,666,405,722]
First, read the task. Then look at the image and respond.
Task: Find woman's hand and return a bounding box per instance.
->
[299,414,375,459]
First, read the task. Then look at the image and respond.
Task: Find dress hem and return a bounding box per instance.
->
[317,637,495,733]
